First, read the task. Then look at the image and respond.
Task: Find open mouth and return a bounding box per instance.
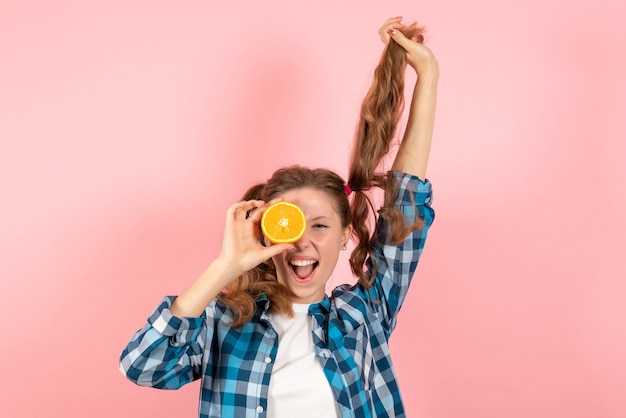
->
[289,259,319,282]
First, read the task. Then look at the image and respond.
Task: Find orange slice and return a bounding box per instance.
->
[261,201,306,244]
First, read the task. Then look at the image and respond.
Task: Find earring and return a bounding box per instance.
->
[341,243,347,251]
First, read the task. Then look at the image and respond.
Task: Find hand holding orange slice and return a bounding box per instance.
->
[261,201,306,244]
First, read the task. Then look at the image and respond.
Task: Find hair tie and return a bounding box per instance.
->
[344,184,353,196]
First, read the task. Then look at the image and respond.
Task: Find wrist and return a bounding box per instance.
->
[413,56,439,80]
[416,70,439,90]
[417,66,439,82]
[205,256,239,286]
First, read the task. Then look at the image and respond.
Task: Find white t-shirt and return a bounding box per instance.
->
[267,303,339,418]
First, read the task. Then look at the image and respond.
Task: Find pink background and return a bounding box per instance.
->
[1,1,625,417]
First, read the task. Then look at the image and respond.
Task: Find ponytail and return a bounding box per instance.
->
[347,23,426,289]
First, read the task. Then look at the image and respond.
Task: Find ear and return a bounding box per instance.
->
[341,224,354,247]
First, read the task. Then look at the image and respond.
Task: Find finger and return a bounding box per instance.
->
[388,28,414,51]
[378,16,402,41]
[245,200,268,220]
[379,21,407,44]
[231,200,264,220]
[379,15,402,29]
[248,196,285,222]
[226,201,247,221]
[262,243,295,259]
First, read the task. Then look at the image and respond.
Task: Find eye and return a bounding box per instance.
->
[312,223,328,229]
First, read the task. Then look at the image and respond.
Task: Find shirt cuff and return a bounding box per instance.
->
[389,170,433,207]
[147,296,205,346]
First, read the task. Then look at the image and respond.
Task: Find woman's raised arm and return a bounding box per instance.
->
[380,17,439,180]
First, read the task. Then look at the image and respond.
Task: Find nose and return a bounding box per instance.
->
[292,228,311,249]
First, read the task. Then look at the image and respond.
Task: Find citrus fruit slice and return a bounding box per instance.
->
[261,201,306,244]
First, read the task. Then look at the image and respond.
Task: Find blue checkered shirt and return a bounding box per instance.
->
[120,171,434,417]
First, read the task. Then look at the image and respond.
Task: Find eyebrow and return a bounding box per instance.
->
[308,216,332,222]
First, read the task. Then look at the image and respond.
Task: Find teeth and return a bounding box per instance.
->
[290,259,316,267]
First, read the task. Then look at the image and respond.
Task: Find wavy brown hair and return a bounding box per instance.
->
[347,22,425,288]
[219,24,426,327]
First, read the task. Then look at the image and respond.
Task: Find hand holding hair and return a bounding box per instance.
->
[379,16,439,79]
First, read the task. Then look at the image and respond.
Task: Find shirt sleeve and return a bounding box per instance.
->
[119,296,211,389]
[367,171,435,337]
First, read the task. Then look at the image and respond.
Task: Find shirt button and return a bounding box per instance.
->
[264,357,272,364]
[256,406,264,413]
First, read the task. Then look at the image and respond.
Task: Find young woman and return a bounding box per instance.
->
[120,17,438,418]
